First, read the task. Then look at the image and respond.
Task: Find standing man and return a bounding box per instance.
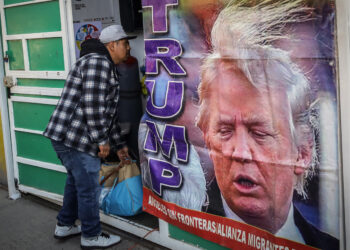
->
[116,55,143,164]
[44,24,135,249]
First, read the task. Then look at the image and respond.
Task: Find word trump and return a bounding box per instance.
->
[142,0,188,196]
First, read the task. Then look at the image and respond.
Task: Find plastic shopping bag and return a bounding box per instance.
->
[100,161,143,216]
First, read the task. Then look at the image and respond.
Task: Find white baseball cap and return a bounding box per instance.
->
[99,24,137,43]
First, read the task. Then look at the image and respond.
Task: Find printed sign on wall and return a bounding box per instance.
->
[73,21,102,59]
[139,0,339,249]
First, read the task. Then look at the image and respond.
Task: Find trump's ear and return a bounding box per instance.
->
[295,145,312,175]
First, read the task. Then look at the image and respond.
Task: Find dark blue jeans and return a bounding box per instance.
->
[51,140,101,238]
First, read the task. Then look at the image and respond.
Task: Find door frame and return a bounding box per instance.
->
[336,0,350,248]
[0,0,349,248]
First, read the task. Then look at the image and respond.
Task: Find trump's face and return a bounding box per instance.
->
[203,66,305,232]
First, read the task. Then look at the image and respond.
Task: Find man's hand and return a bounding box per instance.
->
[117,146,130,163]
[98,143,110,158]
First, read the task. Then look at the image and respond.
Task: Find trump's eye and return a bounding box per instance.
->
[250,129,273,142]
[218,126,233,138]
[252,130,267,136]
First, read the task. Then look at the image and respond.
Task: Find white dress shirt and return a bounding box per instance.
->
[222,196,305,244]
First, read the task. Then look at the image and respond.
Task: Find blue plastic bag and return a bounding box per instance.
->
[100,162,143,216]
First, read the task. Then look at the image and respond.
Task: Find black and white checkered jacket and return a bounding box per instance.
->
[44,52,125,157]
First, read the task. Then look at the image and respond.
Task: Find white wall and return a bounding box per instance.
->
[129,32,145,76]
[336,0,350,249]
[70,0,145,68]
[71,0,121,26]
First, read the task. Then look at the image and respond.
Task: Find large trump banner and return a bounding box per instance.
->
[139,0,340,249]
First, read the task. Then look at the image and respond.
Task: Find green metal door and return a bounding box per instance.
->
[1,0,74,199]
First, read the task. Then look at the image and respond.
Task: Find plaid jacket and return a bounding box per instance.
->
[44,53,125,157]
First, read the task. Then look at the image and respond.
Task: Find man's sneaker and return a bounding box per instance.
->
[54,224,81,239]
[81,232,121,249]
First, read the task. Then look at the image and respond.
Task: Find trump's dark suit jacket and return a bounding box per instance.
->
[204,180,339,250]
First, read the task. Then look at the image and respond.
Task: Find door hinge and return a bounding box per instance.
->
[3,51,9,63]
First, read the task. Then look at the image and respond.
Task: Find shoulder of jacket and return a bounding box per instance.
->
[82,53,109,62]
[79,53,113,69]
[77,53,109,63]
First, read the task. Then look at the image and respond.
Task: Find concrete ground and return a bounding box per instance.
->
[0,186,167,250]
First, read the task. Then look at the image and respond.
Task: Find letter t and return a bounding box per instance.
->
[142,0,178,33]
